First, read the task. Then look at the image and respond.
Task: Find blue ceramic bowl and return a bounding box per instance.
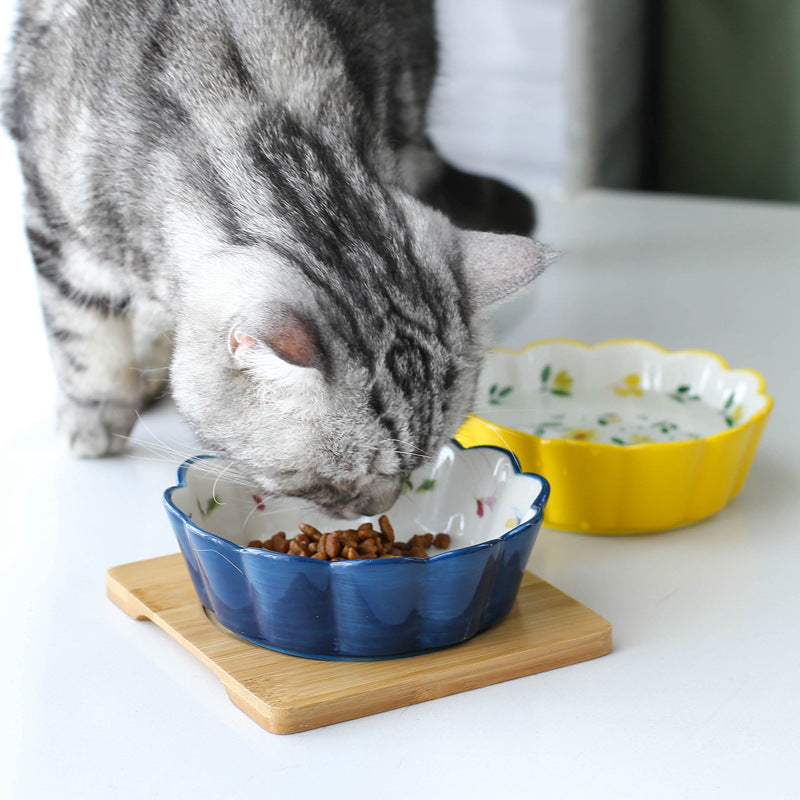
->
[163,441,550,660]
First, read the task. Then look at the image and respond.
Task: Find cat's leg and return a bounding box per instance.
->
[399,141,536,235]
[26,222,154,456]
[129,295,173,408]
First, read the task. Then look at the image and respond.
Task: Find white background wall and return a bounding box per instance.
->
[431,0,570,193]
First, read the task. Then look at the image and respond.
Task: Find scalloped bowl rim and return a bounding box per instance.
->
[468,337,773,452]
[163,441,551,566]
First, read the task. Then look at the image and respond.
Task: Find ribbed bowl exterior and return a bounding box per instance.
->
[163,447,548,660]
[457,410,769,534]
[457,339,772,535]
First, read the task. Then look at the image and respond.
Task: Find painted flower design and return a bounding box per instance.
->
[488,383,513,405]
[597,413,622,426]
[565,427,596,442]
[197,495,222,518]
[552,370,573,394]
[540,364,573,396]
[613,374,644,397]
[651,420,678,435]
[402,478,438,495]
[534,420,564,437]
[505,506,524,529]
[726,404,743,427]
[476,495,496,518]
[722,392,743,427]
[669,385,701,403]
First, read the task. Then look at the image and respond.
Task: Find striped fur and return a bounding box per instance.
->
[3,0,553,516]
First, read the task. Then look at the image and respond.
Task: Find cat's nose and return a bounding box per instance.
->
[350,474,404,517]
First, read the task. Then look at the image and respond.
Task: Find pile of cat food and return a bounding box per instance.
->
[247,514,450,560]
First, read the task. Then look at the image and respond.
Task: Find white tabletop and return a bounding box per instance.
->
[1,182,798,798]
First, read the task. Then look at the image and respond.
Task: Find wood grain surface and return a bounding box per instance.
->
[107,553,612,734]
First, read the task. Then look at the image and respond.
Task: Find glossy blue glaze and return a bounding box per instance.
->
[163,442,550,660]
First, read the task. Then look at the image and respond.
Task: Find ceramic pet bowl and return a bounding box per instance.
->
[456,339,772,535]
[163,441,550,660]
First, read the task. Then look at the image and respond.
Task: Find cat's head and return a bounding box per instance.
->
[170,196,555,518]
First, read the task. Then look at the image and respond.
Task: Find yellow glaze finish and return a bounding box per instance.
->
[456,339,773,534]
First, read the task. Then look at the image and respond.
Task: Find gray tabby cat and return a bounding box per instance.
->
[3,0,555,517]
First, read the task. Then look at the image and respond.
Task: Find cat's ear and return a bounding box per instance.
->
[459,231,558,308]
[229,307,321,369]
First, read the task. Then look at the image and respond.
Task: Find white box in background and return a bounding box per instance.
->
[431,0,647,195]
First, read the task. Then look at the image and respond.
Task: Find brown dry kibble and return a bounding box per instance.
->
[378,538,393,556]
[288,539,308,557]
[324,531,341,559]
[294,532,310,548]
[358,537,378,556]
[356,523,374,541]
[407,538,428,558]
[433,533,450,549]
[299,523,322,540]
[342,530,358,549]
[247,515,451,561]
[378,514,395,542]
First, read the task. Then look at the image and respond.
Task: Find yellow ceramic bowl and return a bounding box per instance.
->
[456,339,772,534]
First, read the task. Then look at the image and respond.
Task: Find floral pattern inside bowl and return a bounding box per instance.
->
[476,340,769,446]
[457,339,772,534]
[174,442,547,548]
[163,442,550,659]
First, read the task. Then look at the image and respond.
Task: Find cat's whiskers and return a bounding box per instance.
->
[245,502,321,518]
[191,460,254,490]
[239,499,328,536]
[239,500,262,533]
[114,435,205,467]
[396,450,434,463]
[211,461,241,503]
[115,415,255,490]
[386,438,435,468]
[135,366,170,378]
[387,437,426,452]
[125,409,202,452]
[465,420,523,473]
[116,437,219,475]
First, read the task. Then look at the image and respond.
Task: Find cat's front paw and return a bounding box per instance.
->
[57,396,139,457]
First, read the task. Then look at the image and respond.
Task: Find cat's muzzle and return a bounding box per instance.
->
[337,473,405,519]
